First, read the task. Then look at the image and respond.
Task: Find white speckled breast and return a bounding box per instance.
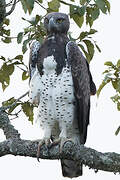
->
[29,55,77,138]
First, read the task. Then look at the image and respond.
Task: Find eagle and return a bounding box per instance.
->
[29,12,96,178]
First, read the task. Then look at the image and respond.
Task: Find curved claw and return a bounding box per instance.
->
[50,138,74,153]
[59,138,69,153]
[37,140,45,162]
[37,138,52,161]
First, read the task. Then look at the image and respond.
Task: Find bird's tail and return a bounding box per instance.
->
[61,159,83,178]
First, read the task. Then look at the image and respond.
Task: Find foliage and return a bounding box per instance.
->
[21,101,34,123]
[0,0,112,125]
[2,96,34,123]
[97,59,120,134]
[17,15,46,54]
[97,60,120,107]
[15,0,111,64]
[0,18,11,43]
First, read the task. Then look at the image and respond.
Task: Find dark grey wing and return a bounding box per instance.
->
[86,61,96,95]
[66,41,96,144]
[29,41,41,80]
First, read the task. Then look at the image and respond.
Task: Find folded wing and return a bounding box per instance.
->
[66,41,96,144]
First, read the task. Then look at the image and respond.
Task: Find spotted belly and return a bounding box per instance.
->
[37,66,76,132]
[29,55,78,139]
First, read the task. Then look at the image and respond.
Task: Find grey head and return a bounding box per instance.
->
[44,12,70,35]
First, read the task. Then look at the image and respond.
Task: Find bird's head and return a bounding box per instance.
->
[44,12,70,35]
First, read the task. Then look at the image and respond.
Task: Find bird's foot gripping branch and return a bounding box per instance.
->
[0,107,120,175]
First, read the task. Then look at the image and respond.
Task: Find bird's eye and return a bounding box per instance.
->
[45,18,49,24]
[56,18,64,24]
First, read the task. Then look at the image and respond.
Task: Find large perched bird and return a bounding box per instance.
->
[29,12,96,178]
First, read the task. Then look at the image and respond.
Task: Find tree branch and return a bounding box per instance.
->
[5,0,17,17]
[0,108,20,139]
[0,0,18,24]
[0,107,120,174]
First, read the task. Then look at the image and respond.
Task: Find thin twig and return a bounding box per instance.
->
[7,109,21,116]
[5,0,17,17]
[35,0,47,11]
[3,91,29,110]
[6,0,20,7]
[59,0,72,6]
[6,0,14,7]
[16,65,27,72]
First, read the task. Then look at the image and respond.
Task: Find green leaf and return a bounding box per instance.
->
[3,29,10,36]
[20,0,34,14]
[117,59,120,68]
[80,31,88,41]
[80,0,86,5]
[73,14,84,28]
[22,71,29,80]
[80,29,98,41]
[27,0,34,13]
[70,5,85,17]
[102,69,109,74]
[89,29,98,35]
[20,0,27,13]
[70,5,77,16]
[2,63,14,76]
[117,103,120,111]
[104,0,110,13]
[112,80,118,90]
[17,32,24,44]
[2,82,9,91]
[4,18,10,26]
[83,39,94,62]
[0,69,10,91]
[2,37,11,43]
[38,0,43,2]
[86,7,93,27]
[104,61,114,67]
[0,56,6,61]
[91,7,100,20]
[48,0,60,12]
[0,63,14,91]
[22,102,34,123]
[95,43,101,53]
[117,80,120,93]
[115,126,120,136]
[95,0,107,14]
[7,64,14,76]
[22,38,32,54]
[97,79,110,97]
[2,97,14,106]
[14,55,23,61]
[35,15,41,24]
[78,6,86,16]
[111,94,120,103]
